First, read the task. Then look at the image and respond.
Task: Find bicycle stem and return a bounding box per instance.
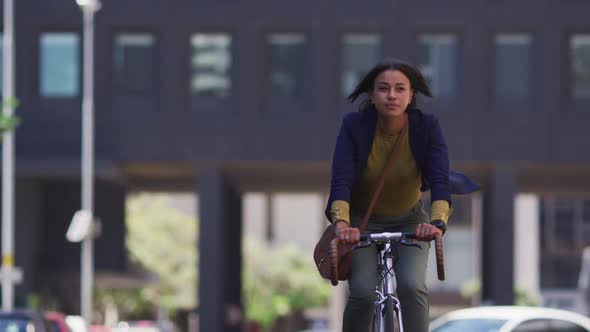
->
[384,242,397,297]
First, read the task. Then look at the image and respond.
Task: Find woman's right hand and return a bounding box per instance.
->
[334,220,360,244]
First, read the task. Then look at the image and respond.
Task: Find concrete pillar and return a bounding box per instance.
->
[514,194,540,302]
[482,163,516,305]
[13,178,44,306]
[94,180,127,272]
[198,164,243,332]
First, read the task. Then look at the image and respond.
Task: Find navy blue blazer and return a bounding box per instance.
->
[325,106,480,222]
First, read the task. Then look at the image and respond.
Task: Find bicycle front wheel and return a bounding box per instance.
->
[371,304,381,332]
[383,297,396,332]
[371,297,396,332]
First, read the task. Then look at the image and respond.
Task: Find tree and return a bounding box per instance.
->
[122,193,332,331]
[125,193,198,313]
[243,239,332,331]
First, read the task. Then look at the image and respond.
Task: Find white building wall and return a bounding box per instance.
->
[243,193,267,242]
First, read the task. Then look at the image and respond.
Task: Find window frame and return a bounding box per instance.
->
[112,31,159,96]
[540,195,590,289]
[263,30,311,114]
[189,32,233,99]
[569,33,590,100]
[187,28,236,113]
[340,32,382,97]
[417,33,458,99]
[493,33,533,100]
[38,31,81,99]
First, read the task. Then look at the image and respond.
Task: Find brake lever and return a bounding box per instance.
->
[399,238,422,250]
[352,242,372,250]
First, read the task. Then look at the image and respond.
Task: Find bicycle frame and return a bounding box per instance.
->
[330,231,445,331]
[373,240,405,332]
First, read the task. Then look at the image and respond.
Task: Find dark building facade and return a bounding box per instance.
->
[2,0,590,330]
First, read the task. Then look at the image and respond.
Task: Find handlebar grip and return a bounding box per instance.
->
[330,237,340,286]
[434,234,445,281]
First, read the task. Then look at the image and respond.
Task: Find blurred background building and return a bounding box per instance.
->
[1,0,590,331]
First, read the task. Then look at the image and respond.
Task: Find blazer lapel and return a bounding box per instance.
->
[407,108,430,190]
[407,108,425,166]
[357,107,378,174]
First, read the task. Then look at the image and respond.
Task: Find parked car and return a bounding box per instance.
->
[112,321,161,332]
[65,315,88,332]
[88,325,111,332]
[0,309,52,332]
[430,306,590,332]
[46,312,72,332]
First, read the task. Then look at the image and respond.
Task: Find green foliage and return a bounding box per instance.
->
[123,193,331,329]
[95,288,154,320]
[515,286,541,306]
[460,278,481,299]
[460,278,540,306]
[0,98,20,136]
[4,97,19,110]
[26,293,41,310]
[126,194,198,312]
[243,239,332,331]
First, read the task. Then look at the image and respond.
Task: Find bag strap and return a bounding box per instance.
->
[357,116,408,233]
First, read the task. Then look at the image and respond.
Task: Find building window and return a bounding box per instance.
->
[190,33,231,98]
[341,34,381,96]
[541,197,590,289]
[40,32,79,97]
[419,34,457,97]
[571,34,590,99]
[114,33,156,94]
[552,200,576,252]
[267,33,306,98]
[495,34,532,98]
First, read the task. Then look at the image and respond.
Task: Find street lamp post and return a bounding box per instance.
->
[1,0,16,312]
[75,0,101,324]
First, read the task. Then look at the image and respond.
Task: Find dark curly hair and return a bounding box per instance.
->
[347,58,433,112]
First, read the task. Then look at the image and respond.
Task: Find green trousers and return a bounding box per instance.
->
[343,203,431,332]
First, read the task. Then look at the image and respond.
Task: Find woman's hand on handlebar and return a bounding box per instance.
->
[334,220,361,244]
[415,222,442,242]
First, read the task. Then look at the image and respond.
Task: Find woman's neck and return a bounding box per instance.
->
[377,113,407,136]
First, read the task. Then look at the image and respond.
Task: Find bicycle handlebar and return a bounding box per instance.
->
[434,234,445,280]
[360,231,414,242]
[330,232,445,286]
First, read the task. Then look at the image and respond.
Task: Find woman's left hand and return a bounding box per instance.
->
[415,223,442,242]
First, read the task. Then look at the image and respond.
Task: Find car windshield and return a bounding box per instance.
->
[0,318,35,332]
[432,318,508,332]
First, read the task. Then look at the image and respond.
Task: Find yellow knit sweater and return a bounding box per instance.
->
[331,126,450,224]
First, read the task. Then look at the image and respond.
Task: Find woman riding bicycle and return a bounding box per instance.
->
[325,58,479,332]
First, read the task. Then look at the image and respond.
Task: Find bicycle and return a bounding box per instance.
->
[330,232,445,332]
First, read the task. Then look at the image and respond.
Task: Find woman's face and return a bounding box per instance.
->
[369,69,414,118]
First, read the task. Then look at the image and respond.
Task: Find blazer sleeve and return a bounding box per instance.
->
[325,115,357,222]
[426,115,452,204]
